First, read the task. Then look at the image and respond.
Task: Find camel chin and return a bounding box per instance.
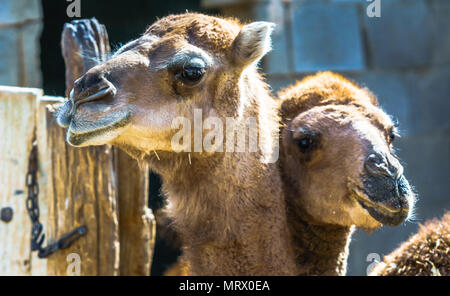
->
[67,121,130,147]
[348,174,413,227]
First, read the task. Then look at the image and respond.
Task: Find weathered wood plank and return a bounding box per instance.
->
[61,18,110,97]
[43,18,121,276]
[118,158,155,275]
[30,96,64,276]
[60,18,155,276]
[0,86,42,275]
[44,103,119,275]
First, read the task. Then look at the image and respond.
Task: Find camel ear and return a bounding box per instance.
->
[232,22,275,67]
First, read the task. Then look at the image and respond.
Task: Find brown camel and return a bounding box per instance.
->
[278,72,416,275]
[56,13,298,275]
[370,211,449,276]
[159,72,419,276]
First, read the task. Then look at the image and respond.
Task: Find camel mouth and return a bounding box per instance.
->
[348,176,411,226]
[56,85,132,147]
[67,110,132,146]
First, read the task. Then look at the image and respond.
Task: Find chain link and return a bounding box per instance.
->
[26,142,87,258]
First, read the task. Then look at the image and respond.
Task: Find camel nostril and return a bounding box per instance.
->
[366,154,379,164]
[386,155,403,180]
[72,74,116,106]
[75,71,104,92]
[72,70,111,100]
[73,81,116,115]
[364,153,393,178]
[87,87,111,100]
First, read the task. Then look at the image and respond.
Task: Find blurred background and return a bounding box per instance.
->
[0,0,448,275]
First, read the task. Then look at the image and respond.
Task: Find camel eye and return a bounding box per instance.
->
[389,119,400,143]
[389,131,396,142]
[296,136,314,153]
[389,128,399,143]
[292,129,319,154]
[180,66,205,84]
[174,57,207,86]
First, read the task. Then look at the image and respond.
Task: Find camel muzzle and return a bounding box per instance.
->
[55,73,131,147]
[56,78,117,129]
[348,152,413,226]
[358,173,411,226]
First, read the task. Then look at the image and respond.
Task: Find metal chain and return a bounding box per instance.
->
[26,142,87,258]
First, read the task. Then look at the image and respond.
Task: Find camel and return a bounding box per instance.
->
[370,211,449,276]
[157,72,419,276]
[278,72,416,275]
[56,13,298,275]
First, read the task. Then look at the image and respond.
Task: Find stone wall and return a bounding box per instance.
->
[203,0,450,275]
[0,0,42,88]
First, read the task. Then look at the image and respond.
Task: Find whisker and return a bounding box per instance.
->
[153,150,160,161]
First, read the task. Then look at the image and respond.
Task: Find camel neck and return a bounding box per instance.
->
[155,151,272,235]
[288,204,354,275]
[155,152,297,275]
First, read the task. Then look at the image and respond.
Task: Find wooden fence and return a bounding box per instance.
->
[0,19,156,276]
[0,87,156,276]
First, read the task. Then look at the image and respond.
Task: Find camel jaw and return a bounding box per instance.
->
[347,177,411,226]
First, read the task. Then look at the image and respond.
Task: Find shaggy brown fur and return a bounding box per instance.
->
[57,13,298,275]
[371,212,450,276]
[160,71,416,276]
[278,72,415,275]
[279,72,378,121]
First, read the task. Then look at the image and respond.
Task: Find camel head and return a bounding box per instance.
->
[57,13,274,156]
[280,72,415,230]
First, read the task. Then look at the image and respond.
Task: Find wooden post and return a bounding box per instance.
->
[0,86,42,275]
[43,102,120,275]
[55,18,155,275]
[118,158,155,276]
[61,18,111,97]
[31,18,121,276]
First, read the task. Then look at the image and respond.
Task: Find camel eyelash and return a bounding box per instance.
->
[290,128,319,137]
